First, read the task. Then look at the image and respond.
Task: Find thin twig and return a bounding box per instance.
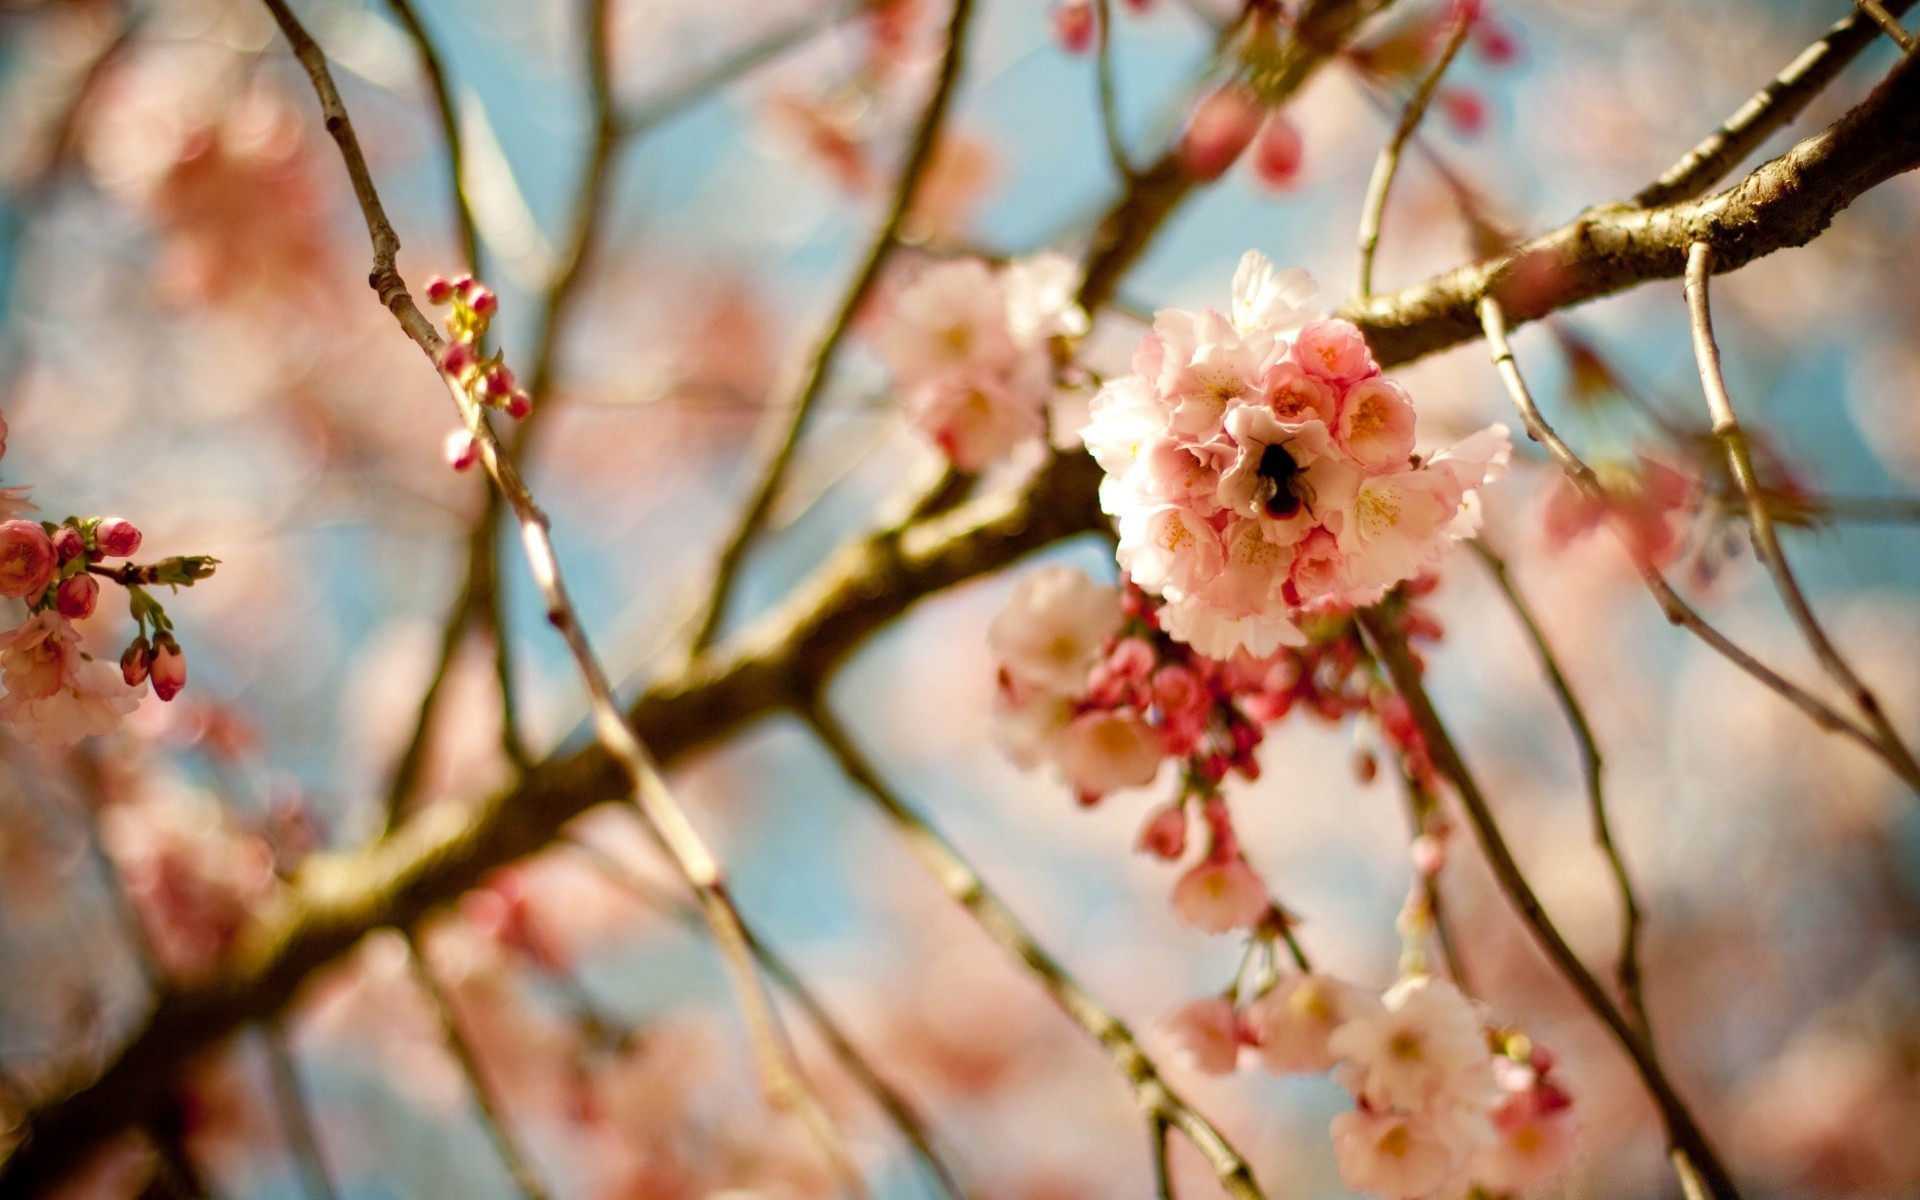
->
[1355,610,1741,1200]
[568,837,975,1200]
[687,0,979,655]
[1636,0,1917,207]
[1682,242,1920,792]
[1150,1115,1177,1200]
[801,700,1267,1200]
[261,1022,341,1200]
[256,5,872,1194]
[1855,0,1916,52]
[1475,295,1895,769]
[1470,541,1648,1036]
[1355,8,1472,297]
[401,928,554,1200]
[1093,0,1135,180]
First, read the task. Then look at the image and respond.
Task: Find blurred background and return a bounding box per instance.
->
[1,0,1918,1195]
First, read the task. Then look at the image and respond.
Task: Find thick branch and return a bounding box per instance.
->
[1341,49,1920,365]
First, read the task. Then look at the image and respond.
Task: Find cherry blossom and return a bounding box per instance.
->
[1081,251,1509,657]
[877,254,1086,469]
[1163,995,1240,1076]
[1242,973,1373,1075]
[1328,975,1499,1115]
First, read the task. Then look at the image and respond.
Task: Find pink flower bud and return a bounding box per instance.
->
[467,286,498,317]
[1051,1,1094,53]
[1474,20,1519,65]
[445,430,482,472]
[424,275,455,304]
[439,341,477,376]
[54,573,98,620]
[122,637,151,686]
[51,524,84,563]
[1178,85,1263,181]
[151,634,186,701]
[481,364,517,401]
[504,390,533,420]
[0,520,56,599]
[1136,803,1189,861]
[450,273,475,293]
[95,517,142,558]
[1251,113,1304,189]
[1438,88,1488,138]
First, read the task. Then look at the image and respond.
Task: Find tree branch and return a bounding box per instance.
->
[1635,0,1915,208]
[1342,49,1920,365]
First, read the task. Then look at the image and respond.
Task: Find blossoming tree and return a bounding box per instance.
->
[2,0,1919,1197]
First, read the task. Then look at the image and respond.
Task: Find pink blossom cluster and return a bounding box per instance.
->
[876,254,1089,470]
[989,565,1445,933]
[1083,251,1509,659]
[1166,973,1578,1198]
[427,274,532,472]
[0,452,209,742]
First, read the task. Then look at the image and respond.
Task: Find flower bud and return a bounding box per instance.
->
[481,364,517,401]
[1136,803,1188,861]
[1177,85,1262,181]
[467,285,498,317]
[0,520,56,599]
[150,633,186,701]
[445,430,482,472]
[55,573,98,620]
[51,524,84,563]
[122,637,152,686]
[95,517,142,558]
[1251,113,1304,189]
[424,275,455,304]
[504,390,533,420]
[1051,1,1094,53]
[439,340,477,377]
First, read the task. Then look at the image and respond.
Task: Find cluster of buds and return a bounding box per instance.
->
[0,514,214,703]
[990,567,1444,934]
[423,274,532,472]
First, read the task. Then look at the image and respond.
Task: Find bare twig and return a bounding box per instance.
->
[568,837,976,1200]
[1682,242,1920,790]
[1093,0,1135,180]
[801,701,1267,1200]
[1355,7,1472,297]
[261,1022,341,1200]
[402,928,554,1200]
[1855,0,1916,53]
[253,5,871,1194]
[1475,294,1897,771]
[687,0,978,655]
[1470,541,1648,1035]
[1150,1115,1177,1200]
[1355,610,1741,1200]
[1636,0,1917,207]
